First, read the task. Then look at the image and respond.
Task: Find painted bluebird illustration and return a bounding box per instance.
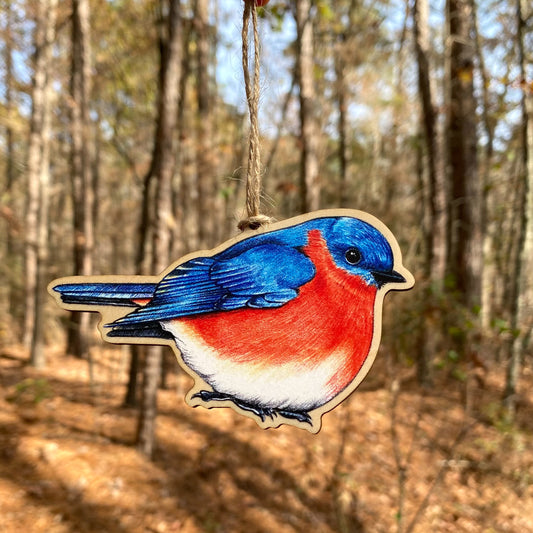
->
[49,210,414,431]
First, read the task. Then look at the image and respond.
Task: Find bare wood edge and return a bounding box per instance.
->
[48,208,415,433]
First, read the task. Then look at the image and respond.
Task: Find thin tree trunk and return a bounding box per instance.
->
[171,18,189,261]
[24,0,55,351]
[92,110,102,269]
[264,74,296,183]
[413,0,444,385]
[124,346,141,407]
[30,0,58,368]
[194,0,214,248]
[295,0,320,212]
[137,0,182,458]
[470,0,495,330]
[445,0,482,309]
[67,0,93,358]
[332,0,360,209]
[335,46,349,208]
[123,141,158,408]
[414,0,445,283]
[180,40,200,254]
[123,168,154,407]
[3,0,15,198]
[3,0,18,318]
[503,0,533,418]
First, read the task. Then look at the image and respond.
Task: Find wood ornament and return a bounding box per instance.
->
[49,209,414,433]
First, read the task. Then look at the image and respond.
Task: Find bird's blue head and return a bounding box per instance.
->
[318,217,406,288]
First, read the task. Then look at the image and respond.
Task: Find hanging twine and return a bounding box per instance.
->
[238,1,272,232]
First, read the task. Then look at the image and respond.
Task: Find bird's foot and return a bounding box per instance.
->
[192,390,235,403]
[192,390,312,425]
[192,390,276,422]
[275,408,312,425]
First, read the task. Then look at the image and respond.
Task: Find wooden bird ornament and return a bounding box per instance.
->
[49,209,414,432]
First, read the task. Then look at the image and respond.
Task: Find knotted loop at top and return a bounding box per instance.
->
[239,1,270,232]
[237,214,274,232]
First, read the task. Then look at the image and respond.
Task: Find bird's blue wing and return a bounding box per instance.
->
[110,244,315,326]
[211,244,315,310]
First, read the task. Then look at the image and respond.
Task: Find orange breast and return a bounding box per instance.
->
[179,230,377,393]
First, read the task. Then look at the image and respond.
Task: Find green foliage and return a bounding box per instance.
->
[482,401,518,434]
[447,349,460,362]
[265,3,289,31]
[7,378,52,405]
[202,514,221,533]
[490,317,521,339]
[316,0,335,22]
[451,366,468,382]
[433,350,468,382]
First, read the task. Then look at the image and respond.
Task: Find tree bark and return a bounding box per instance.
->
[294,0,320,212]
[2,0,18,318]
[194,0,214,248]
[503,0,533,418]
[124,346,140,408]
[31,0,57,368]
[412,0,446,385]
[470,0,495,330]
[333,0,360,209]
[445,0,482,309]
[335,45,349,208]
[123,143,157,407]
[67,0,94,358]
[24,0,57,356]
[123,170,154,408]
[414,0,445,283]
[177,28,199,255]
[136,0,182,458]
[264,74,296,184]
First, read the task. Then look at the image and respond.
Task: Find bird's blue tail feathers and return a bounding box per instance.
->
[52,283,157,308]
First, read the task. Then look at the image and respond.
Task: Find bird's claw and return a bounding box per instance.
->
[192,390,311,425]
[275,409,312,424]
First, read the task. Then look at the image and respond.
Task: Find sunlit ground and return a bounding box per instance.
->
[1,342,532,533]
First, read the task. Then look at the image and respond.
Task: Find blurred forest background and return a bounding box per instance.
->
[1,0,533,532]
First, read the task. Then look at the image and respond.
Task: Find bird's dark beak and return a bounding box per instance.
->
[371,269,406,288]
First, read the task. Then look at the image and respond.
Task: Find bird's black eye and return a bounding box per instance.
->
[345,248,361,265]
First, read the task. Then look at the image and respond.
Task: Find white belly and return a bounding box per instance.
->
[162,320,346,411]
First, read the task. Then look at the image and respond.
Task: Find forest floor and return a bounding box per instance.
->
[0,343,532,533]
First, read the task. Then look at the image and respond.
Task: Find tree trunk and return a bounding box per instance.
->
[264,74,295,183]
[332,0,361,209]
[171,17,190,261]
[294,0,320,212]
[413,0,444,385]
[3,0,18,319]
[136,0,182,458]
[67,0,94,358]
[31,0,58,368]
[335,45,349,208]
[503,0,533,418]
[414,0,445,283]
[123,171,154,408]
[177,29,199,255]
[445,0,482,309]
[124,346,140,408]
[470,0,496,330]
[123,139,157,408]
[24,0,56,354]
[194,0,214,248]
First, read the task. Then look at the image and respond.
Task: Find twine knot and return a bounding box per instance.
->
[238,214,274,231]
[239,0,270,232]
